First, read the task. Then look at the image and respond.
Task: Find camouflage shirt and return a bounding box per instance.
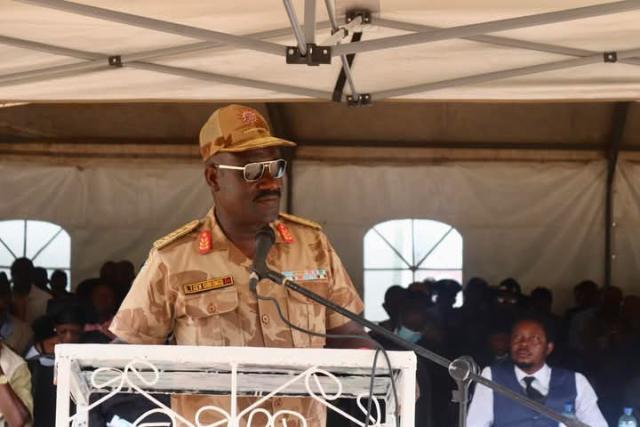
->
[110,209,364,426]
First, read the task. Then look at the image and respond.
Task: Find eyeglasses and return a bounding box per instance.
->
[215,159,287,182]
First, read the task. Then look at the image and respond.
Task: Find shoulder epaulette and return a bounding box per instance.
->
[278,212,322,230]
[153,219,201,250]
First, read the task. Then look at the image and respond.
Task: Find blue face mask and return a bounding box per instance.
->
[395,325,422,343]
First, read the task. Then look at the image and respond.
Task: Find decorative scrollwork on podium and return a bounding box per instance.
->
[67,359,383,427]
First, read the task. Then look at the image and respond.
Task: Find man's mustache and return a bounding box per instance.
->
[254,189,281,201]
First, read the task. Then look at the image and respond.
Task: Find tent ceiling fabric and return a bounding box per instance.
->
[0,0,639,102]
[1,102,639,164]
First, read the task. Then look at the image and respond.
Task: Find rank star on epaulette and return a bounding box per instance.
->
[198,230,212,254]
[275,223,294,243]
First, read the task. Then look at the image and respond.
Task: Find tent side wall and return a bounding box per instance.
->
[2,157,638,312]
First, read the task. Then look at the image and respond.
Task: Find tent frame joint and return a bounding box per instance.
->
[346,93,371,106]
[286,44,332,66]
[108,55,122,67]
[346,9,372,25]
[603,51,618,63]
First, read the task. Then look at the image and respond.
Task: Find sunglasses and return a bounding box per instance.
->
[215,158,287,182]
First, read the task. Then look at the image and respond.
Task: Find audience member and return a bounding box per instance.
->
[529,287,553,315]
[467,315,607,427]
[82,279,118,342]
[113,260,135,303]
[379,285,408,332]
[29,302,85,427]
[408,279,433,303]
[49,270,70,299]
[456,278,493,363]
[0,274,32,355]
[565,280,599,323]
[371,290,437,427]
[475,323,511,368]
[1,251,638,427]
[0,341,32,426]
[31,268,50,295]
[10,258,52,325]
[24,316,57,363]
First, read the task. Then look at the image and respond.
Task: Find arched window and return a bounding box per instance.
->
[364,219,463,321]
[0,220,71,285]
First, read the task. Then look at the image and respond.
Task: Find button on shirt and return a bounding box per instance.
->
[467,364,607,427]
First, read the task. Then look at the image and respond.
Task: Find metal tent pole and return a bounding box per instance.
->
[283,0,308,56]
[373,47,640,100]
[332,0,640,56]
[323,0,360,101]
[304,0,316,45]
[0,22,330,87]
[604,103,630,287]
[0,22,331,87]
[375,18,640,67]
[0,37,332,98]
[16,0,286,56]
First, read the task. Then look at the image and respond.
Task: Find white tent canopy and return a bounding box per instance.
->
[1,0,640,101]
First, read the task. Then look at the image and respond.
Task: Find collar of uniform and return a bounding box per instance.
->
[204,208,229,253]
[514,363,551,390]
[205,209,285,248]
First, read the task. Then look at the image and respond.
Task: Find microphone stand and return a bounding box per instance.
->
[260,268,588,427]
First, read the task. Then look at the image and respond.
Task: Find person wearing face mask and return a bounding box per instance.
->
[370,290,436,427]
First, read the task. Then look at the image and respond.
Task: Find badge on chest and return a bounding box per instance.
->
[183,276,234,295]
[282,269,328,281]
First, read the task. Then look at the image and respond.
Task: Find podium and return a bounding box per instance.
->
[55,344,417,427]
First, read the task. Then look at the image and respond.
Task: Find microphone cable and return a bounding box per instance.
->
[252,290,400,427]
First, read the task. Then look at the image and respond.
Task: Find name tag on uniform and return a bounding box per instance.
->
[183,276,234,295]
[282,269,328,282]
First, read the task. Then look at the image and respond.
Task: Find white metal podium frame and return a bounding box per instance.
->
[55,344,416,427]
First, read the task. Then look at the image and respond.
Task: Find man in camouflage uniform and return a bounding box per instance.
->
[110,104,369,426]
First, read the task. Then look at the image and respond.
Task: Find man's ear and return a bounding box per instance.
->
[204,164,220,191]
[546,342,555,356]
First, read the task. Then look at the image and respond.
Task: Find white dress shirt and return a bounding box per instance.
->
[466,364,607,427]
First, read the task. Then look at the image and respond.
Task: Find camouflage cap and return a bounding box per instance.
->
[199,104,296,162]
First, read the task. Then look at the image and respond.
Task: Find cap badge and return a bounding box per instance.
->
[240,110,258,125]
[199,231,212,254]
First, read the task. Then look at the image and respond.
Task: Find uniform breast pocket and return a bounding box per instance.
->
[286,281,329,348]
[178,286,240,346]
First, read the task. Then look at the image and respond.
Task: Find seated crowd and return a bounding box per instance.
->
[1,256,639,426]
[0,258,134,427]
[371,277,640,426]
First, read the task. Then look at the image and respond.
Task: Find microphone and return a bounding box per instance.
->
[249,225,276,293]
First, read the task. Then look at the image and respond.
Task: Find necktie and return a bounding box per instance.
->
[523,376,545,402]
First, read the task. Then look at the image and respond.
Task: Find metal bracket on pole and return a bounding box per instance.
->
[346,9,372,24]
[604,51,618,63]
[286,44,332,65]
[346,93,371,106]
[107,55,122,67]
